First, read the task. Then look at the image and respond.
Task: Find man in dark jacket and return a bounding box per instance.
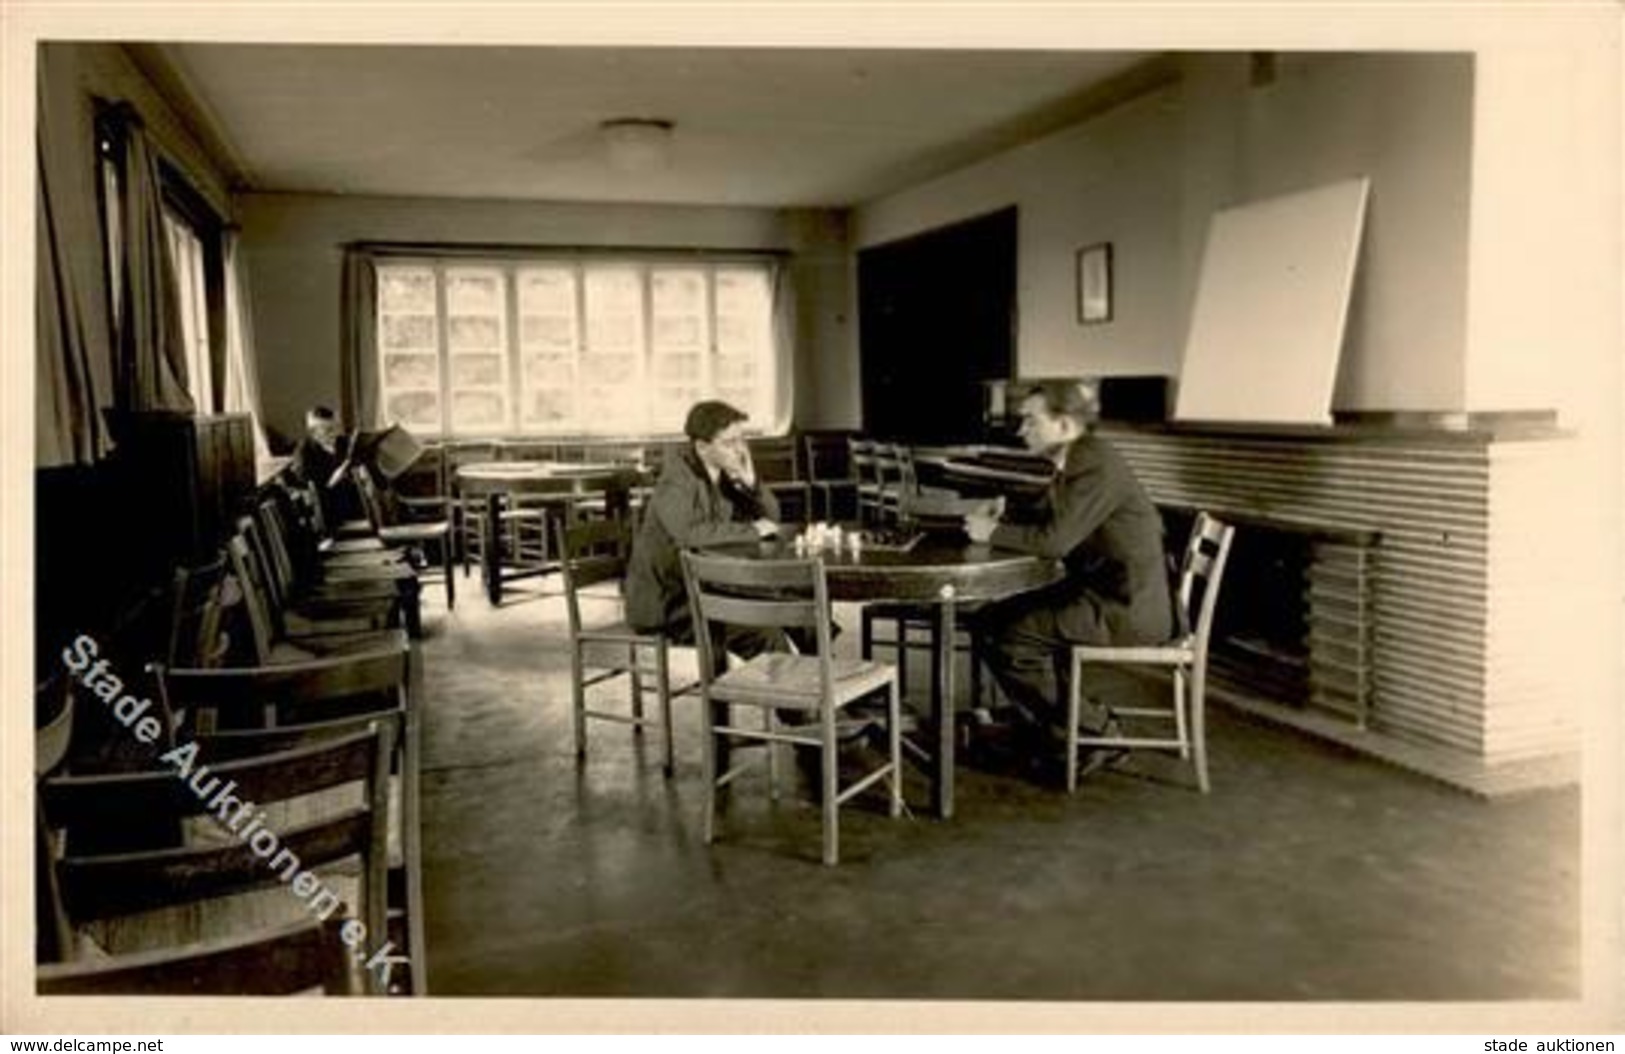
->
[966,380,1174,767]
[625,400,781,649]
[287,405,362,525]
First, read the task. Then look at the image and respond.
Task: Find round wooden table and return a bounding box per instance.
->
[456,461,641,604]
[719,531,1061,818]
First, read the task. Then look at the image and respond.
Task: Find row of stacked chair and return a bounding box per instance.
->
[34,471,434,996]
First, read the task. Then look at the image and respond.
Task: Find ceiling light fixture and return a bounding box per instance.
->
[600,117,674,173]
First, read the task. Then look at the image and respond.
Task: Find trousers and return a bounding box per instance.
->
[973,583,1118,734]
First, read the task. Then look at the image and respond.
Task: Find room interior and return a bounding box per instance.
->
[19,8,1620,1022]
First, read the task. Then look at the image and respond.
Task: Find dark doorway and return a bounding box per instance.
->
[857,207,1016,443]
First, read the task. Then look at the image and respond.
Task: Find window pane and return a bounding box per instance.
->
[382,314,436,350]
[446,268,501,313]
[448,315,501,349]
[383,353,439,388]
[386,390,441,429]
[379,268,435,312]
[525,388,573,425]
[583,267,643,351]
[451,354,504,387]
[452,390,506,429]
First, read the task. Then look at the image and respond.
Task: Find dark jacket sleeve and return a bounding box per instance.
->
[989,439,1121,559]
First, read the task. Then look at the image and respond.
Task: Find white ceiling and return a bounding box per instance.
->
[145,43,1165,208]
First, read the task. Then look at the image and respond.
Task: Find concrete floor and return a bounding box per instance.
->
[411,584,1579,1001]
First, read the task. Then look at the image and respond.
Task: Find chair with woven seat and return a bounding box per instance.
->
[154,641,427,994]
[680,549,903,866]
[353,465,456,611]
[1066,511,1237,794]
[562,518,696,776]
[38,723,394,995]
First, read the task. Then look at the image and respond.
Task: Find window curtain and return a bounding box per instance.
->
[768,259,795,435]
[110,104,193,415]
[35,64,115,467]
[340,247,380,431]
[222,229,270,463]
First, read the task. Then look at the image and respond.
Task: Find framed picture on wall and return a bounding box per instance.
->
[1076,242,1113,324]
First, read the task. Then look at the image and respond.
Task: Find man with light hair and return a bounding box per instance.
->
[965,379,1174,780]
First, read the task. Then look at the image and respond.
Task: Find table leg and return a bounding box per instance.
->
[933,591,957,819]
[484,493,502,605]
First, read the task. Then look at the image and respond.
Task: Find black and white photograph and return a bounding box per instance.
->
[5,0,1621,1037]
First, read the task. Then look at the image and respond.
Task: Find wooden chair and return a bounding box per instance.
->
[751,435,812,526]
[166,555,233,669]
[38,918,352,996]
[1067,511,1237,794]
[353,465,456,611]
[562,519,696,776]
[271,481,424,637]
[154,640,427,994]
[802,431,857,521]
[848,438,884,525]
[223,529,403,666]
[680,550,903,865]
[241,511,401,639]
[38,723,394,995]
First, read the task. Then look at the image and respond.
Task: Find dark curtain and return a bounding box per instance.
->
[112,105,193,415]
[35,60,115,467]
[340,248,379,430]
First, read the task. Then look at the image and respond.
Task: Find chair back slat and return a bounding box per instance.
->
[352,466,387,531]
[59,809,373,921]
[692,593,820,630]
[561,519,631,633]
[681,552,818,591]
[225,534,278,664]
[156,641,410,714]
[166,556,232,669]
[37,918,352,996]
[1173,512,1236,646]
[43,725,387,830]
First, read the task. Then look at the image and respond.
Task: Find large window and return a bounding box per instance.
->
[375,256,782,437]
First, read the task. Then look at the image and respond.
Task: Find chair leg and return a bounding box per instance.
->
[887,679,903,818]
[1172,667,1190,760]
[1065,651,1082,794]
[701,697,719,845]
[656,642,675,778]
[860,609,874,660]
[821,714,839,866]
[441,535,455,609]
[629,643,645,734]
[1190,665,1210,795]
[765,709,779,802]
[571,644,587,761]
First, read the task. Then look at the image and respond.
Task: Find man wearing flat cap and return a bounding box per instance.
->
[626,400,781,647]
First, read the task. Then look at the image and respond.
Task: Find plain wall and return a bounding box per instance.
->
[852,52,1477,415]
[238,193,853,445]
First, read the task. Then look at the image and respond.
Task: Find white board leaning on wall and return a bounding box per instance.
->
[1175,177,1371,426]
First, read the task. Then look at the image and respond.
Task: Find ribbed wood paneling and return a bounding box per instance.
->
[1099,426,1578,765]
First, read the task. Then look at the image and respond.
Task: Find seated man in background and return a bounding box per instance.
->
[626,399,781,656]
[288,405,362,526]
[965,379,1174,779]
